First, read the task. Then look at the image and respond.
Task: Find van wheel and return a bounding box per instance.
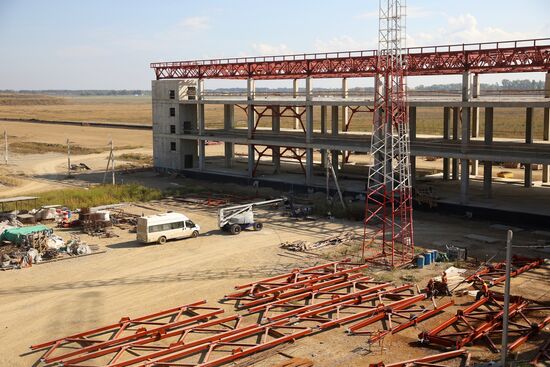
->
[229,224,241,235]
[253,222,263,231]
[158,236,167,245]
[191,230,199,238]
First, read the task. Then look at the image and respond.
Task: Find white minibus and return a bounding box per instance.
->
[136,212,200,244]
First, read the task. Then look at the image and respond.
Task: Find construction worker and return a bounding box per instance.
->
[475,276,490,300]
[426,278,435,298]
[440,271,451,296]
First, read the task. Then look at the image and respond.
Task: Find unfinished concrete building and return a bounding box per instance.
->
[151,38,550,221]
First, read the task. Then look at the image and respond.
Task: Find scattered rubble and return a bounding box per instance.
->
[280,233,355,252]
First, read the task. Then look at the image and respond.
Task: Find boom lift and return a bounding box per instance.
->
[217,198,285,235]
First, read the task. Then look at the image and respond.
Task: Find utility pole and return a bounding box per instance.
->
[500,230,513,366]
[4,130,7,165]
[67,138,72,177]
[111,139,115,185]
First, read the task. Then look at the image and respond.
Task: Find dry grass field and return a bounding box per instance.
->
[0,94,546,138]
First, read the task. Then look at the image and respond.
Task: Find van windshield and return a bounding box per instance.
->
[185,220,195,228]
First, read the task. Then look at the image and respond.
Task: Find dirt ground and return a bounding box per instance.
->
[0,120,549,366]
[0,198,548,366]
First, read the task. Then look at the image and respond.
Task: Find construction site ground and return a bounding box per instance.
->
[0,197,548,366]
[1,120,549,366]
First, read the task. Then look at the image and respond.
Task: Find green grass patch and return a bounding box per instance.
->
[10,142,103,155]
[0,184,163,210]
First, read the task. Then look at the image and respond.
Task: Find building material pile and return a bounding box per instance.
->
[280,233,354,252]
[29,258,548,366]
[0,222,94,270]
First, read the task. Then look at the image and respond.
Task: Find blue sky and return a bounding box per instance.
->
[0,0,548,90]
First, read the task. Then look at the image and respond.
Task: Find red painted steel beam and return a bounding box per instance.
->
[507,315,550,352]
[30,300,223,363]
[369,349,470,367]
[347,300,454,342]
[60,315,247,367]
[151,38,550,80]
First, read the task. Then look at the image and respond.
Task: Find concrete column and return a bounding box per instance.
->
[460,159,469,204]
[272,105,281,173]
[462,72,472,102]
[409,106,417,187]
[198,140,205,171]
[472,73,480,136]
[331,106,339,171]
[410,155,417,188]
[543,71,549,181]
[524,107,533,188]
[320,105,327,168]
[443,107,450,180]
[409,106,417,141]
[305,77,313,144]
[293,79,301,130]
[543,107,550,183]
[197,79,205,135]
[452,107,459,180]
[484,107,494,198]
[341,78,349,167]
[306,148,313,185]
[247,78,255,139]
[223,104,234,168]
[471,74,480,175]
[247,144,255,178]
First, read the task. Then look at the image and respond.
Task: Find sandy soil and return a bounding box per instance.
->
[0,120,549,366]
[0,198,548,366]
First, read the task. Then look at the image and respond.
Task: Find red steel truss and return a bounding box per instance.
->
[346,299,454,344]
[151,38,550,80]
[465,256,543,289]
[419,294,550,353]
[30,300,223,364]
[251,145,307,177]
[369,349,471,367]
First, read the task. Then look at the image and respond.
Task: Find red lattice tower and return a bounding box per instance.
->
[362,0,414,268]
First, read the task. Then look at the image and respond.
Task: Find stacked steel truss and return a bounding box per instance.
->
[31,262,449,367]
[363,0,414,268]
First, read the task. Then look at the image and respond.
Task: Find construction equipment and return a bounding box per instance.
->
[217,198,285,235]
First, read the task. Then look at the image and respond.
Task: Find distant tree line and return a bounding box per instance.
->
[414,79,545,91]
[1,79,544,95]
[0,89,151,96]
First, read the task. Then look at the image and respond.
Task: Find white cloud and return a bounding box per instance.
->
[251,43,292,55]
[439,13,531,43]
[178,16,210,31]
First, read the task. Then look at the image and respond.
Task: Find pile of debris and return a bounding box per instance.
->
[0,222,94,270]
[280,233,355,252]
